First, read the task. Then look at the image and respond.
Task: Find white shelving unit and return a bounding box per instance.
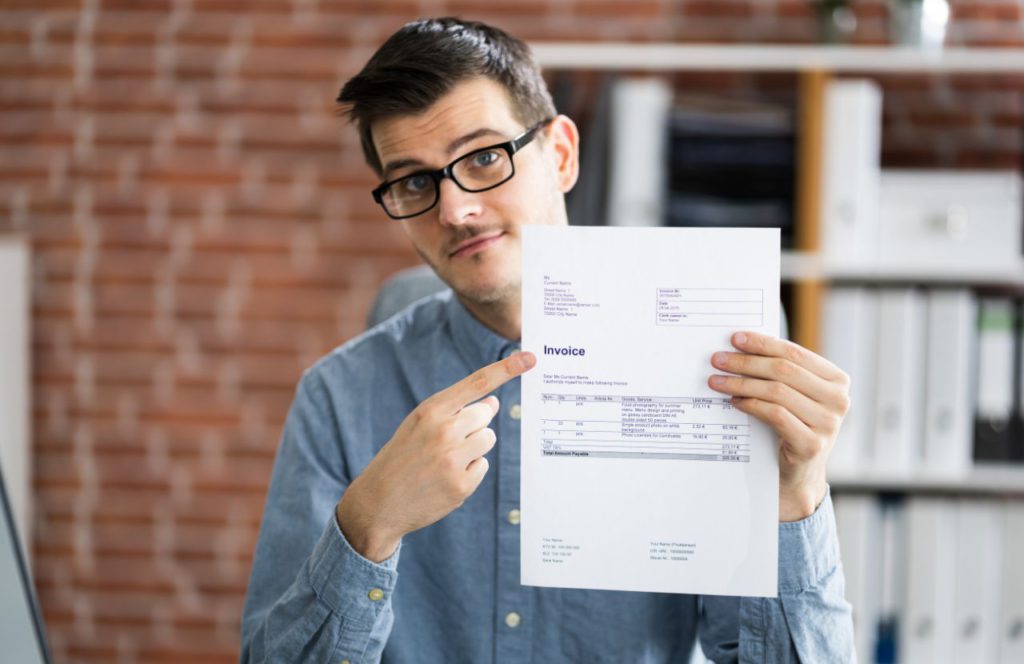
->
[829,464,1024,494]
[533,43,1024,73]
[782,251,1024,288]
[533,42,1024,495]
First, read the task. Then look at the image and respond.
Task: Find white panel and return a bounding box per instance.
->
[0,237,31,566]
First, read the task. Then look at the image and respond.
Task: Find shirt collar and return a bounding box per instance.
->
[445,292,520,370]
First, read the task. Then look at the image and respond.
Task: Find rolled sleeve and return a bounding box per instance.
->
[764,486,856,663]
[777,486,841,593]
[308,513,402,628]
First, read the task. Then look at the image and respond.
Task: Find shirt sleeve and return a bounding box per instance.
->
[699,487,856,663]
[240,367,401,663]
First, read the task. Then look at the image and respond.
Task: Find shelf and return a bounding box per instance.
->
[532,43,1024,73]
[781,251,1024,287]
[830,464,1024,494]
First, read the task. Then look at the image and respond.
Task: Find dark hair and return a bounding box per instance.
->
[336,17,557,176]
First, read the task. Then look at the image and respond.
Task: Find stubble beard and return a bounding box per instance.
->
[414,229,520,308]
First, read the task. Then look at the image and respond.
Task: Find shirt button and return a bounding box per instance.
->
[505,611,521,628]
[368,588,385,601]
[510,404,522,420]
[341,661,351,664]
[507,508,521,525]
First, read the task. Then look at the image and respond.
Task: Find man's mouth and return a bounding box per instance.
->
[448,231,505,259]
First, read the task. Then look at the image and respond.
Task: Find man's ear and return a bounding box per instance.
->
[547,114,579,194]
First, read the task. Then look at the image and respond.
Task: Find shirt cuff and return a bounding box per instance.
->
[307,513,401,627]
[776,485,840,594]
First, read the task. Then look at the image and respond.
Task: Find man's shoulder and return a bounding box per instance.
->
[307,289,453,381]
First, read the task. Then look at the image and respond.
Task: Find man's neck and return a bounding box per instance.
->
[457,291,522,342]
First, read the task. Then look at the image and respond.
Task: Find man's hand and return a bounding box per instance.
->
[707,331,850,522]
[336,351,537,562]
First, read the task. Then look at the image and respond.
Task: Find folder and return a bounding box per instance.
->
[901,498,956,664]
[823,287,878,476]
[999,499,1024,664]
[820,79,882,261]
[834,495,884,663]
[975,299,1015,461]
[923,290,978,476]
[873,289,926,474]
[952,499,1003,663]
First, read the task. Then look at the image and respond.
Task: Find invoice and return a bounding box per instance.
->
[521,226,780,597]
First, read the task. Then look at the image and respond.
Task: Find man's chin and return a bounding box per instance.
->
[443,269,518,306]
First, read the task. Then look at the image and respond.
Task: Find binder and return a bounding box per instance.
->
[876,498,905,664]
[975,299,1015,461]
[877,170,1023,266]
[999,500,1024,663]
[901,498,956,664]
[834,495,884,663]
[952,499,1003,663]
[607,77,671,226]
[823,287,878,476]
[873,289,926,474]
[820,79,883,261]
[922,289,978,475]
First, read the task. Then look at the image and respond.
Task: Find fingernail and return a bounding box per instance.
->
[712,352,727,367]
[709,375,725,387]
[734,332,747,346]
[518,351,537,370]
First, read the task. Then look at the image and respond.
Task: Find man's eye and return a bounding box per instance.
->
[471,150,501,168]
[400,174,432,195]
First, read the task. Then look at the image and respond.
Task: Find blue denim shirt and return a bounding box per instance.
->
[240,290,855,663]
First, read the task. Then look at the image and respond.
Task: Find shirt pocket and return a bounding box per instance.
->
[557,588,695,663]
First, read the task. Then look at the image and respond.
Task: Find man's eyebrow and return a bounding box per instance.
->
[381,127,507,180]
[446,127,504,155]
[381,157,424,179]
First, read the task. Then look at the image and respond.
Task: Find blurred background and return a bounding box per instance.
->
[0,1,1023,663]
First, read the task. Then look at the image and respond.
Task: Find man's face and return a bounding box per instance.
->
[371,77,577,306]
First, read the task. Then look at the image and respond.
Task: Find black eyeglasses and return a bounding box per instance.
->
[371,118,553,220]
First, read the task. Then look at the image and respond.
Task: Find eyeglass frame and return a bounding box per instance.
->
[370,117,554,220]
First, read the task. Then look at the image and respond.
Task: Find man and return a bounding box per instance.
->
[241,17,855,663]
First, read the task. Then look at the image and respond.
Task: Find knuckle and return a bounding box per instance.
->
[416,401,443,426]
[772,358,793,377]
[440,449,463,473]
[783,343,804,364]
[453,474,476,498]
[766,381,787,401]
[838,369,852,388]
[436,419,457,440]
[837,391,851,417]
[768,404,789,427]
[469,372,491,395]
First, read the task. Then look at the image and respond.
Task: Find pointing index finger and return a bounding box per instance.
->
[437,351,536,412]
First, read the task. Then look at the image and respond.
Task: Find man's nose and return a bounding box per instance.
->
[436,178,483,227]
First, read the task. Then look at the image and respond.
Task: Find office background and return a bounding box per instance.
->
[1,1,1023,662]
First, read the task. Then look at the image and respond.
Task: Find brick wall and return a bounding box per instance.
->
[0,1,1020,661]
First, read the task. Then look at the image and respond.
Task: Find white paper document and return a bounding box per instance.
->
[520,226,780,597]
